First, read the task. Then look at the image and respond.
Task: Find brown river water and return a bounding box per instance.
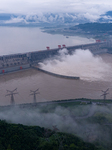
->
[0,53,112,106]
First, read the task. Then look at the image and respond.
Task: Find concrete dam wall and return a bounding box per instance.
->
[0,42,108,74]
[30,42,105,62]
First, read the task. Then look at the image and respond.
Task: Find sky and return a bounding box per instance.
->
[0,0,112,15]
[0,0,112,23]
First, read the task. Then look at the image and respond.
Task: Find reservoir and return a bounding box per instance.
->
[0,27,95,55]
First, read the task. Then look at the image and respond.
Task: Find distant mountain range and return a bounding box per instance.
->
[70,23,112,34]
[99,11,112,23]
[0,11,112,27]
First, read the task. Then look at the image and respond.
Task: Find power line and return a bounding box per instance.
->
[6,88,18,105]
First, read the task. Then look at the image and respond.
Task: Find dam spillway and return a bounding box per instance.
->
[0,41,109,74]
[0,53,111,106]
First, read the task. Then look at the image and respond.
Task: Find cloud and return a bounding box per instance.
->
[83,13,100,22]
[0,0,112,22]
[102,15,112,20]
[0,0,112,14]
[4,17,27,24]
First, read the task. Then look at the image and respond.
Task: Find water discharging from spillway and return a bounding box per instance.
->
[39,48,112,82]
[0,52,112,105]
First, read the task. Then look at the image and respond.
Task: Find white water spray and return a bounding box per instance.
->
[39,48,112,81]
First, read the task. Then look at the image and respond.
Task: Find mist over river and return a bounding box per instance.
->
[0,27,95,55]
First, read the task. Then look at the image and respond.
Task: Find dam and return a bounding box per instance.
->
[0,41,109,74]
[0,41,111,106]
[0,53,111,105]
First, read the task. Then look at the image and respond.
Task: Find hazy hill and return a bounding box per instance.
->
[70,23,112,34]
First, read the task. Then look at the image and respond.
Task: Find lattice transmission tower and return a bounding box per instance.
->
[30,88,40,103]
[101,88,109,104]
[6,88,18,105]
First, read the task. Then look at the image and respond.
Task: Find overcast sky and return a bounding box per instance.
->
[0,0,112,16]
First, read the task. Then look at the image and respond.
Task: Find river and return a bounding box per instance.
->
[0,53,111,106]
[0,27,111,106]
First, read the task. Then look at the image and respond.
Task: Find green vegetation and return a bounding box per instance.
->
[0,120,102,150]
[0,99,112,149]
[70,23,112,34]
[43,22,112,39]
[52,98,112,106]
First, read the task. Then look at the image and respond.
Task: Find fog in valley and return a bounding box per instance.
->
[0,104,112,147]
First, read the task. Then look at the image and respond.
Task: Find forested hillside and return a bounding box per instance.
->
[70,23,112,34]
[0,120,102,150]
